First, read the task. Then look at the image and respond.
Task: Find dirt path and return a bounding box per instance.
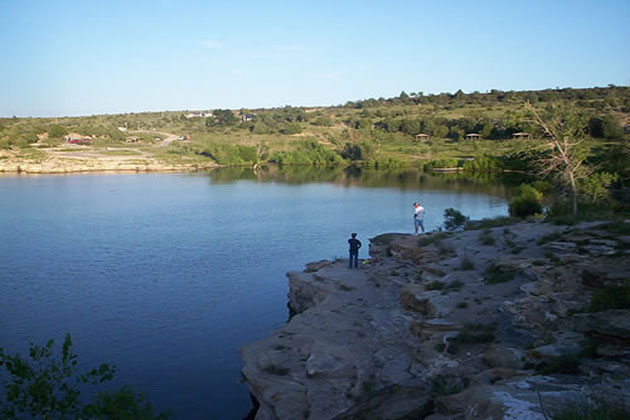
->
[128,130,180,147]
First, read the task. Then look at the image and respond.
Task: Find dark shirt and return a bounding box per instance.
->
[348,238,362,252]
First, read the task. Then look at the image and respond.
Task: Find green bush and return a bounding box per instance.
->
[589,283,630,312]
[479,229,496,245]
[199,143,258,165]
[465,216,520,230]
[462,155,503,172]
[553,403,630,420]
[443,208,469,232]
[423,158,460,170]
[0,334,170,420]
[535,352,581,375]
[483,263,516,284]
[425,280,446,291]
[459,255,475,270]
[448,323,495,353]
[509,184,543,217]
[311,116,334,126]
[272,141,344,166]
[280,122,303,135]
[362,157,405,169]
[48,124,68,138]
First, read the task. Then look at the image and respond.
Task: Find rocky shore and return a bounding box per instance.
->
[0,147,216,174]
[241,220,630,419]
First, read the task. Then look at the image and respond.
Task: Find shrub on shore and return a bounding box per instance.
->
[509,184,543,217]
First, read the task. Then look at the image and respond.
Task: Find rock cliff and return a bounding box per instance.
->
[240,220,630,419]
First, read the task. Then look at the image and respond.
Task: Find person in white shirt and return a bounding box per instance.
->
[413,202,425,234]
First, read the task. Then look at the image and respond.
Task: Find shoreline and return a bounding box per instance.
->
[240,220,630,419]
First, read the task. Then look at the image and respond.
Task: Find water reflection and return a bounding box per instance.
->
[207,165,527,198]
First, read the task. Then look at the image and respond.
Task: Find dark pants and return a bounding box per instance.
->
[349,250,358,268]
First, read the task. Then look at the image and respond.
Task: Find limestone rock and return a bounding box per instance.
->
[483,345,524,369]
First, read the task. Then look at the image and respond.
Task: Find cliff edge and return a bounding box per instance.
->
[241,220,630,420]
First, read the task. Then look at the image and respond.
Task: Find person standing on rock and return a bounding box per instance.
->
[348,233,362,268]
[413,202,425,234]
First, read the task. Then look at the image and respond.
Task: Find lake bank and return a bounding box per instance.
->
[0,146,217,174]
[240,219,630,419]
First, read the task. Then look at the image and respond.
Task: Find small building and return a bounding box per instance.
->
[126,136,141,143]
[465,133,481,141]
[241,113,254,123]
[415,133,430,141]
[185,111,213,119]
[117,126,128,132]
[512,132,531,140]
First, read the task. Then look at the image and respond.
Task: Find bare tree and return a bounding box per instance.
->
[524,101,589,215]
[253,141,269,171]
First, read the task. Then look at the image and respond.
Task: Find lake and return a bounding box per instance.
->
[0,167,515,419]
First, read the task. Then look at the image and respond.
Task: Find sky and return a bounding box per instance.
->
[1,0,629,117]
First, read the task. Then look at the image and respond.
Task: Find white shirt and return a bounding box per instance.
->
[414,205,425,220]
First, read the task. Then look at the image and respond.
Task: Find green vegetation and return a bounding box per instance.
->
[371,233,399,246]
[437,242,455,256]
[48,124,68,138]
[535,353,581,375]
[417,232,451,247]
[603,221,630,235]
[465,216,521,230]
[425,280,446,291]
[430,374,466,396]
[448,323,495,354]
[479,229,496,246]
[483,263,516,284]
[0,334,170,420]
[2,87,629,222]
[262,365,290,376]
[459,255,475,270]
[589,283,630,312]
[553,404,630,420]
[425,280,464,292]
[509,184,543,217]
[443,208,469,232]
[537,231,563,245]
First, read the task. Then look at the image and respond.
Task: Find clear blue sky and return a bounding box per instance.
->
[1,0,629,117]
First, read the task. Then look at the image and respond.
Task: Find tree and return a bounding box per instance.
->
[0,334,170,420]
[443,208,469,231]
[205,109,237,127]
[48,124,68,138]
[589,115,623,139]
[524,102,589,215]
[253,141,269,170]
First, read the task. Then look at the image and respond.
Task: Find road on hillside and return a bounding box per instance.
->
[129,130,180,147]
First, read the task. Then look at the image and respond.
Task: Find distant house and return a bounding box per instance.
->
[465,133,481,141]
[185,111,213,119]
[415,133,430,141]
[241,113,254,123]
[512,132,531,140]
[117,126,128,132]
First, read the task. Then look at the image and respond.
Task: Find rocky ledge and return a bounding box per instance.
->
[241,220,630,420]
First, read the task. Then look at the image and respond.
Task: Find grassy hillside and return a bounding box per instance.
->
[1,86,628,170]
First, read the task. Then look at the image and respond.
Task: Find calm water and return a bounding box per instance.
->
[0,167,514,419]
